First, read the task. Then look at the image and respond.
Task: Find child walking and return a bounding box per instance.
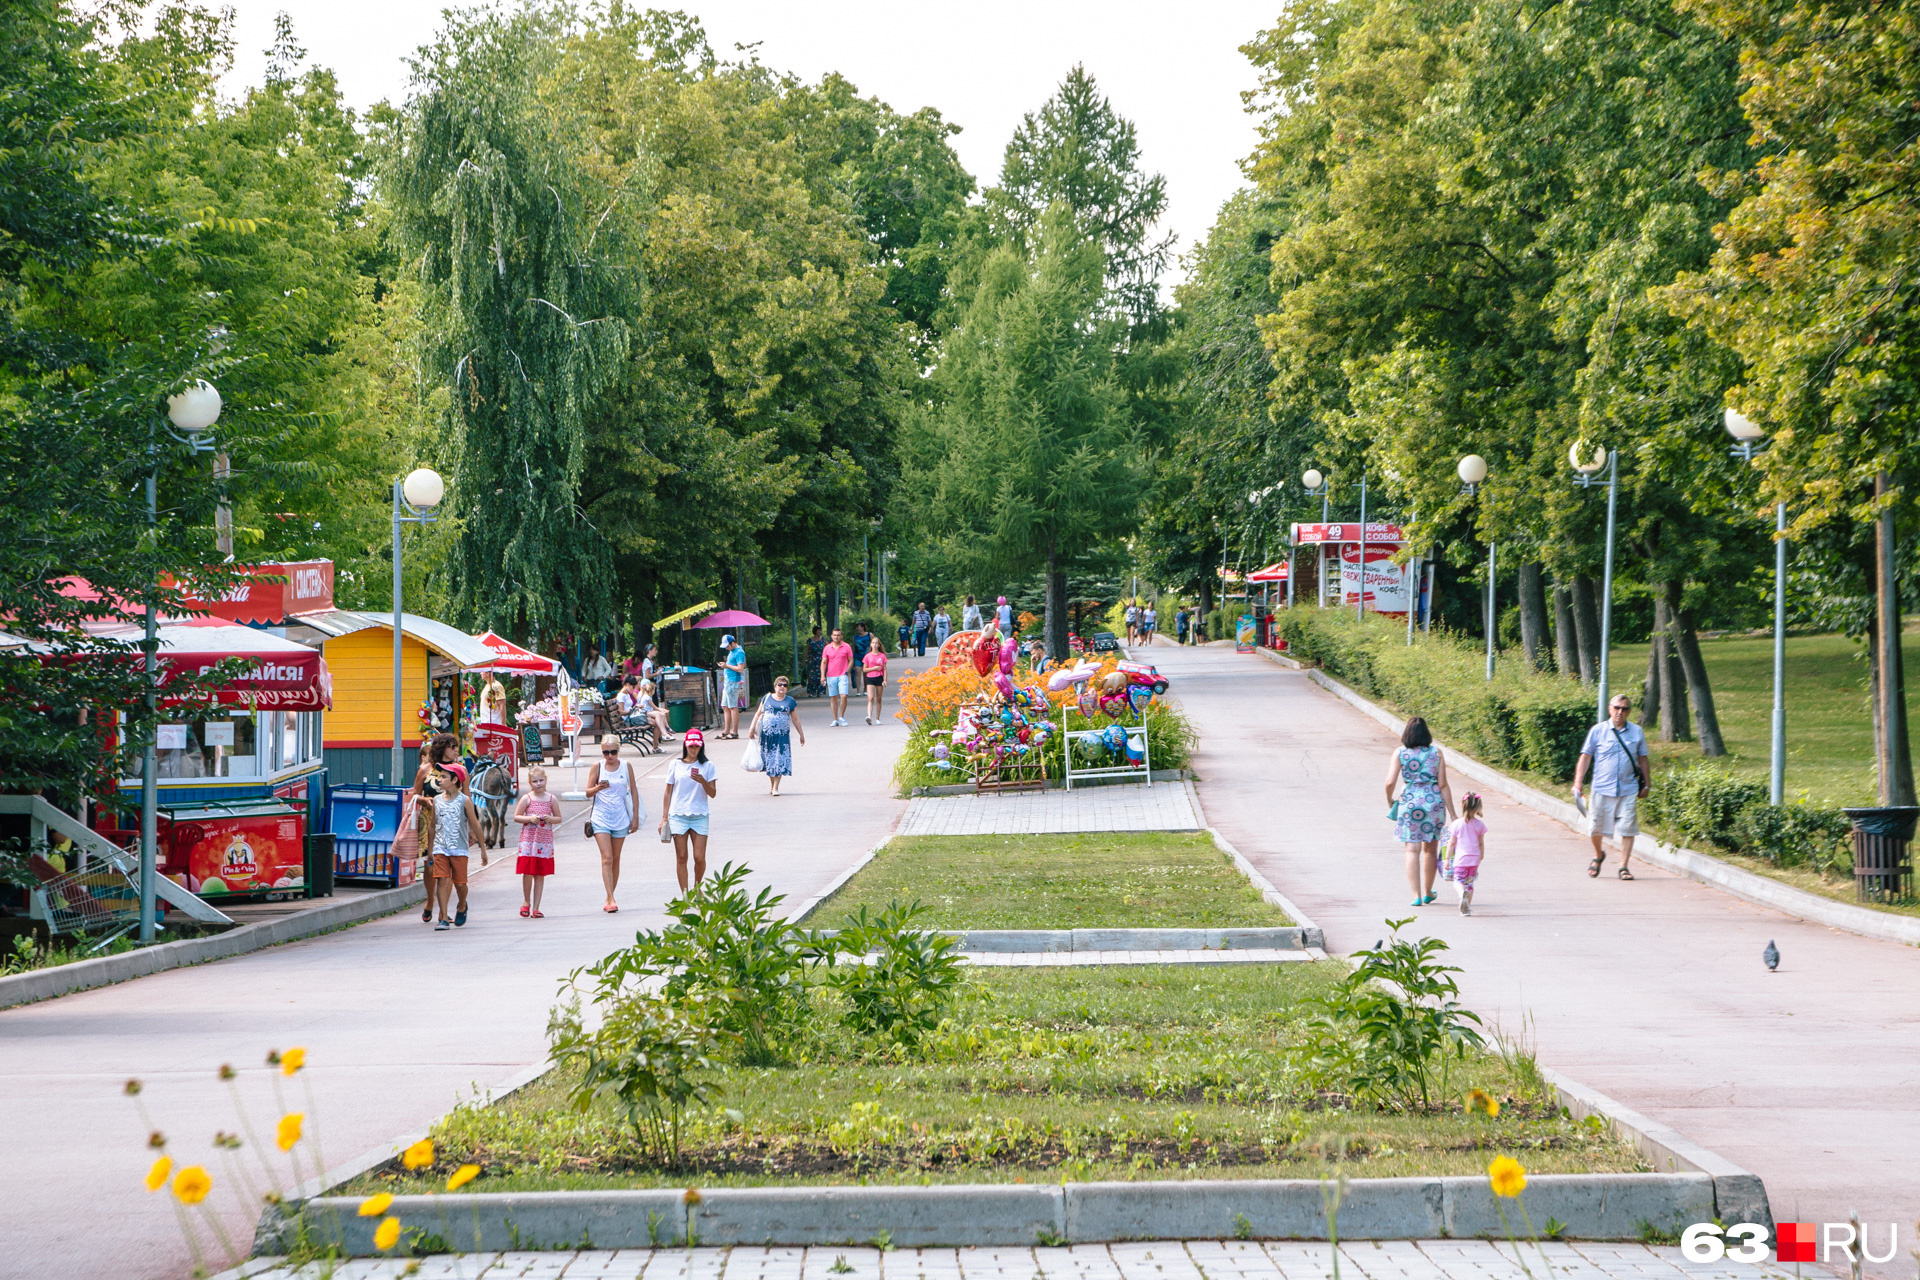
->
[512,767,562,917]
[419,767,484,930]
[1446,793,1489,915]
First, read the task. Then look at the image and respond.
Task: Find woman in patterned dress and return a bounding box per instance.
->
[747,675,805,796]
[1385,716,1455,906]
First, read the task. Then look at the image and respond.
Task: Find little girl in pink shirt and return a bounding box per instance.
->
[1446,793,1489,915]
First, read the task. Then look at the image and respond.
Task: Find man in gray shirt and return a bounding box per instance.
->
[1572,693,1652,879]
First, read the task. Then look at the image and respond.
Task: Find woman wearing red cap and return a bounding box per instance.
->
[659,729,718,892]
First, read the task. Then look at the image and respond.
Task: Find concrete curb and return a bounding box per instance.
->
[910,769,1192,798]
[1541,1067,1770,1228]
[789,833,896,925]
[0,881,427,1011]
[1295,663,1920,948]
[1207,828,1327,949]
[272,1172,1721,1253]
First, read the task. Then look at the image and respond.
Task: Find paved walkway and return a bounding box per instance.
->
[227,1241,1790,1280]
[1147,639,1920,1266]
[0,661,931,1280]
[899,781,1202,835]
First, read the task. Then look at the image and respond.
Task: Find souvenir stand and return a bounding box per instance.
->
[87,618,336,906]
[1289,522,1415,615]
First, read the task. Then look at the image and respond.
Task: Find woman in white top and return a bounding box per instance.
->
[585,740,641,913]
[658,728,718,893]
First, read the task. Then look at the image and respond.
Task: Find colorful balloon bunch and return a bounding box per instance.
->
[931,676,1056,774]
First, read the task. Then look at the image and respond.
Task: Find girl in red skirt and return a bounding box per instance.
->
[512,767,562,917]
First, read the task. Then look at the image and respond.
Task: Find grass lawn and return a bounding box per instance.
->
[809,832,1290,929]
[349,965,1638,1194]
[1608,627,1920,808]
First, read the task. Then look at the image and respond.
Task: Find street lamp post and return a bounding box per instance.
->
[141,381,222,944]
[1356,475,1370,621]
[1727,409,1787,805]
[1569,442,1619,721]
[391,468,444,786]
[1457,455,1493,680]
[1301,470,1329,606]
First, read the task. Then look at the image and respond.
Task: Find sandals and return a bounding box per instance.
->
[1588,854,1606,878]
[519,904,530,918]
[1617,867,1635,880]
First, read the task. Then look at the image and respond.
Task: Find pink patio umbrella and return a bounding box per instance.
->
[692,609,771,629]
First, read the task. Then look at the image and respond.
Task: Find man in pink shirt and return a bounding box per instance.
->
[820,628,855,726]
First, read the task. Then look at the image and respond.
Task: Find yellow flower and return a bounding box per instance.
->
[373,1216,402,1251]
[276,1113,304,1152]
[400,1139,434,1171]
[172,1165,213,1205]
[281,1047,306,1076]
[1488,1155,1527,1198]
[447,1164,479,1192]
[1467,1088,1501,1118]
[357,1193,394,1217]
[144,1156,173,1192]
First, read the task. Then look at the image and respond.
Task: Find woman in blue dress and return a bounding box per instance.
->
[1384,716,1455,906]
[747,675,806,796]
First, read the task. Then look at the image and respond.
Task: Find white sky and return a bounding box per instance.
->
[220,0,1279,283]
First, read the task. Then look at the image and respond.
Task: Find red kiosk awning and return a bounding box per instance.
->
[471,631,561,674]
[1246,562,1289,583]
[89,620,333,709]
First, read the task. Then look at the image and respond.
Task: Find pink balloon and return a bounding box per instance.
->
[994,670,1015,700]
[999,637,1017,675]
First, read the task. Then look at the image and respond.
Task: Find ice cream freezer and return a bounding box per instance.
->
[155,799,308,902]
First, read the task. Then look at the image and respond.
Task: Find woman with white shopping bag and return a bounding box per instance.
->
[745,675,805,796]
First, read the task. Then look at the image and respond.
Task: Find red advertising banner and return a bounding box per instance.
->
[1292,523,1406,545]
[168,561,335,624]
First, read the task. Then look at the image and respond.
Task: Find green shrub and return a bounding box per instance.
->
[1291,918,1485,1111]
[1643,764,1766,850]
[822,901,968,1046]
[1729,803,1852,874]
[548,990,727,1165]
[574,863,825,1065]
[1643,764,1852,872]
[1276,610,1595,780]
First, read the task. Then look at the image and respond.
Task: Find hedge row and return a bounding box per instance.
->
[1274,610,1598,781]
[1644,764,1854,875]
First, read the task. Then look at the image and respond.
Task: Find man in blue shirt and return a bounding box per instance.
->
[720,633,748,739]
[911,602,932,656]
[1572,694,1652,879]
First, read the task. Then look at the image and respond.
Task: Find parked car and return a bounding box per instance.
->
[1091,631,1121,653]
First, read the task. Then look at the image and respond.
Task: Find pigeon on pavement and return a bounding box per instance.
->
[1763,940,1779,972]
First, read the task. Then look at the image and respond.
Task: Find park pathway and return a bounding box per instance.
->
[1148,638,1920,1264]
[0,666,924,1280]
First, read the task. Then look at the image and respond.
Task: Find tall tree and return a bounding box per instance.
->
[912,209,1140,659]
[388,5,634,639]
[985,65,1172,326]
[1660,0,1920,803]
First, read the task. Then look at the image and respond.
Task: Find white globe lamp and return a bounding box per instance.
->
[403,467,445,510]
[166,381,222,434]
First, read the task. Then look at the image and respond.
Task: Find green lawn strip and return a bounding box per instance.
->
[809,832,1290,930]
[1608,628,1920,809]
[347,965,1639,1195]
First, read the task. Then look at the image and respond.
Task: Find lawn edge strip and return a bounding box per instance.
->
[1265,647,1920,948]
[0,877,452,1010]
[264,1172,1723,1253]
